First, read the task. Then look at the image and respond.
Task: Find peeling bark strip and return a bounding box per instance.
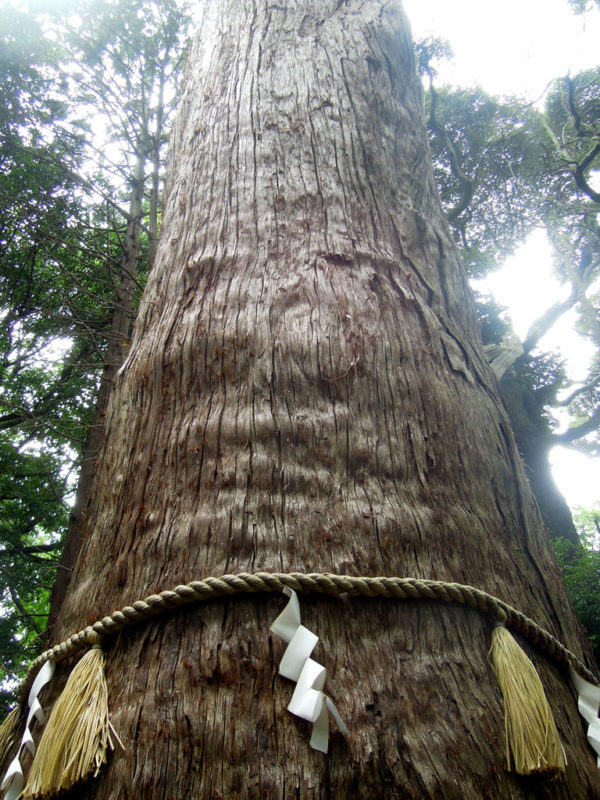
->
[47,2,599,798]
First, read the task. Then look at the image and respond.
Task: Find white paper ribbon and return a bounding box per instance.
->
[570,667,600,769]
[1,659,55,799]
[270,587,347,753]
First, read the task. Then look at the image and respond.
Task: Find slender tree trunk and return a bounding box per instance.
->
[48,2,599,798]
[48,153,146,624]
[148,67,165,269]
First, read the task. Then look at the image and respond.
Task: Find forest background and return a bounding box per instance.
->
[0,0,599,709]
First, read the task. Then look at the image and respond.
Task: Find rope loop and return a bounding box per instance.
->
[84,628,103,648]
[18,572,598,701]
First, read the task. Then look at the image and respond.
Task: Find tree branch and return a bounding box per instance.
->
[557,378,600,407]
[573,142,600,204]
[0,542,61,556]
[426,76,474,222]
[553,404,600,444]
[521,288,579,355]
[0,568,44,633]
[564,76,584,136]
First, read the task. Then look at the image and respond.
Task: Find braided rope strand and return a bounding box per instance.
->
[19,572,597,701]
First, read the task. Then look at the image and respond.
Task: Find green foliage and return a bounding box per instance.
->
[542,69,600,276]
[56,0,191,157]
[426,85,550,277]
[417,30,600,548]
[553,506,600,664]
[414,36,453,80]
[0,7,66,135]
[0,3,88,700]
[519,351,567,406]
[0,0,191,699]
[0,437,66,704]
[473,293,511,346]
[421,34,600,458]
[546,69,600,136]
[572,505,600,544]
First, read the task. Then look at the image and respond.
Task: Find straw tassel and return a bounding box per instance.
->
[23,632,121,799]
[490,623,565,774]
[0,707,21,772]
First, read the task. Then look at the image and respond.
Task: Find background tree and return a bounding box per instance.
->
[570,0,600,11]
[554,504,600,662]
[0,6,93,695]
[417,40,600,545]
[43,0,192,616]
[38,2,599,798]
[0,0,190,697]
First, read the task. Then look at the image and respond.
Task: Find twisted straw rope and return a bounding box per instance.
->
[19,572,597,700]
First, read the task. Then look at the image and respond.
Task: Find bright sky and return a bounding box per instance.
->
[403,0,600,511]
[403,0,600,100]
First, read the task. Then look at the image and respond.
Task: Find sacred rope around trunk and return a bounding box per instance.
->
[19,571,598,696]
[3,571,600,800]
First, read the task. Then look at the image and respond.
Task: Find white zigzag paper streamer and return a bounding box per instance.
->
[1,659,55,800]
[270,587,347,753]
[570,667,600,769]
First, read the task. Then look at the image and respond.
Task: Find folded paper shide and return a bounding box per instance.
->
[0,571,598,799]
[570,667,600,769]
[0,660,55,800]
[270,587,348,753]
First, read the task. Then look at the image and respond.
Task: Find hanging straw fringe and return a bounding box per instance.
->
[23,632,121,800]
[0,707,21,772]
[490,623,565,775]
[1,571,594,796]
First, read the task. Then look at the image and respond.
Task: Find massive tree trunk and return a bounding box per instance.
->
[46,2,598,798]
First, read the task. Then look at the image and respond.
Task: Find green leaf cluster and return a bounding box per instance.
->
[428,86,548,276]
[0,0,191,700]
[553,507,600,664]
[420,36,600,463]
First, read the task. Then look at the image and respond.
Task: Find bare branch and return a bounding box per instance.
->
[521,288,579,354]
[553,404,600,444]
[557,374,600,406]
[573,142,600,204]
[425,74,474,222]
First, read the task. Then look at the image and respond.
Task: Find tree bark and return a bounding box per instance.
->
[47,2,599,798]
